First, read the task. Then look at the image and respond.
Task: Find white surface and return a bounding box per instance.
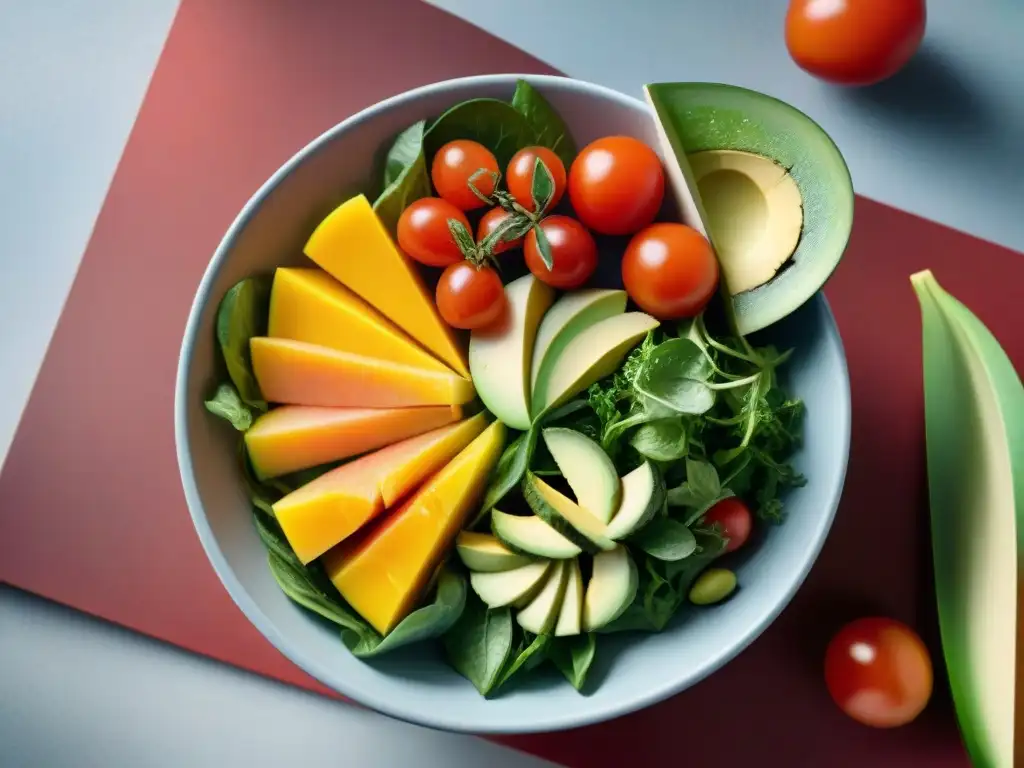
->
[0,3,546,765]
[428,0,1024,253]
[0,587,557,768]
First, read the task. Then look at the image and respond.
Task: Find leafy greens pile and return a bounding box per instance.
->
[476,314,806,640]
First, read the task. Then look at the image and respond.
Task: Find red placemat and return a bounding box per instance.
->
[1,0,1020,765]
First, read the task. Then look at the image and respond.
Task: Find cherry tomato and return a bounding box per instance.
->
[622,223,719,319]
[506,146,567,214]
[568,136,665,236]
[825,617,933,728]
[703,497,752,553]
[436,261,506,330]
[431,140,499,211]
[476,207,523,256]
[524,215,598,289]
[785,0,926,86]
[397,197,471,267]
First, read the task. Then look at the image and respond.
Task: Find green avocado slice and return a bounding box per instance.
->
[913,269,1024,768]
[517,560,569,635]
[469,560,551,609]
[490,509,582,560]
[522,472,616,554]
[541,428,621,524]
[644,82,853,335]
[606,460,666,540]
[455,531,533,573]
[583,545,639,632]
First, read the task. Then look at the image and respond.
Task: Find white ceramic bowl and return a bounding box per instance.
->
[175,74,850,733]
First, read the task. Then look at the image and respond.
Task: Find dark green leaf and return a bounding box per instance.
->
[548,633,597,691]
[629,518,698,561]
[634,338,714,415]
[630,418,688,462]
[666,458,722,508]
[597,602,658,634]
[476,427,539,522]
[373,123,432,232]
[215,277,271,410]
[260,515,370,636]
[425,98,534,168]
[343,569,467,657]
[205,383,253,431]
[266,549,370,635]
[530,156,556,214]
[494,632,551,691]
[510,79,577,168]
[443,595,514,696]
[383,120,427,188]
[533,225,554,271]
[240,443,279,515]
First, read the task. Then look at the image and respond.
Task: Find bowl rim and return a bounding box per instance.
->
[175,72,852,734]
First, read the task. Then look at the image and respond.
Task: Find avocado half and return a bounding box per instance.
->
[644,83,854,335]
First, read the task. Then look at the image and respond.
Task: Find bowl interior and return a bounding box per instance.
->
[176,74,850,733]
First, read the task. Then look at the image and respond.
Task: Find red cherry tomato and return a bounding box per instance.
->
[524,215,598,289]
[397,197,471,267]
[476,207,523,256]
[568,136,665,236]
[825,617,933,728]
[431,140,499,211]
[506,146,567,214]
[436,261,506,330]
[785,0,926,86]
[702,497,752,553]
[622,223,719,319]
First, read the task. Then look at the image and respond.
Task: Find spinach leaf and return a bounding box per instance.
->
[494,632,551,691]
[373,120,431,233]
[548,633,597,691]
[425,98,534,169]
[240,443,279,516]
[642,531,726,630]
[443,595,514,696]
[383,120,427,188]
[630,417,688,462]
[597,602,658,634]
[666,458,737,525]
[667,458,721,506]
[476,427,537,524]
[605,530,726,633]
[343,569,466,657]
[215,276,271,410]
[634,338,714,415]
[257,511,371,635]
[510,79,577,168]
[629,518,697,561]
[205,383,254,431]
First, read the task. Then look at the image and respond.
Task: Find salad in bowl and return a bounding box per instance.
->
[177,74,852,731]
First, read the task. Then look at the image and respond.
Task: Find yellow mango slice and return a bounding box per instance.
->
[304,194,469,378]
[273,414,489,564]
[250,337,475,408]
[268,267,452,374]
[324,420,506,634]
[244,403,460,479]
